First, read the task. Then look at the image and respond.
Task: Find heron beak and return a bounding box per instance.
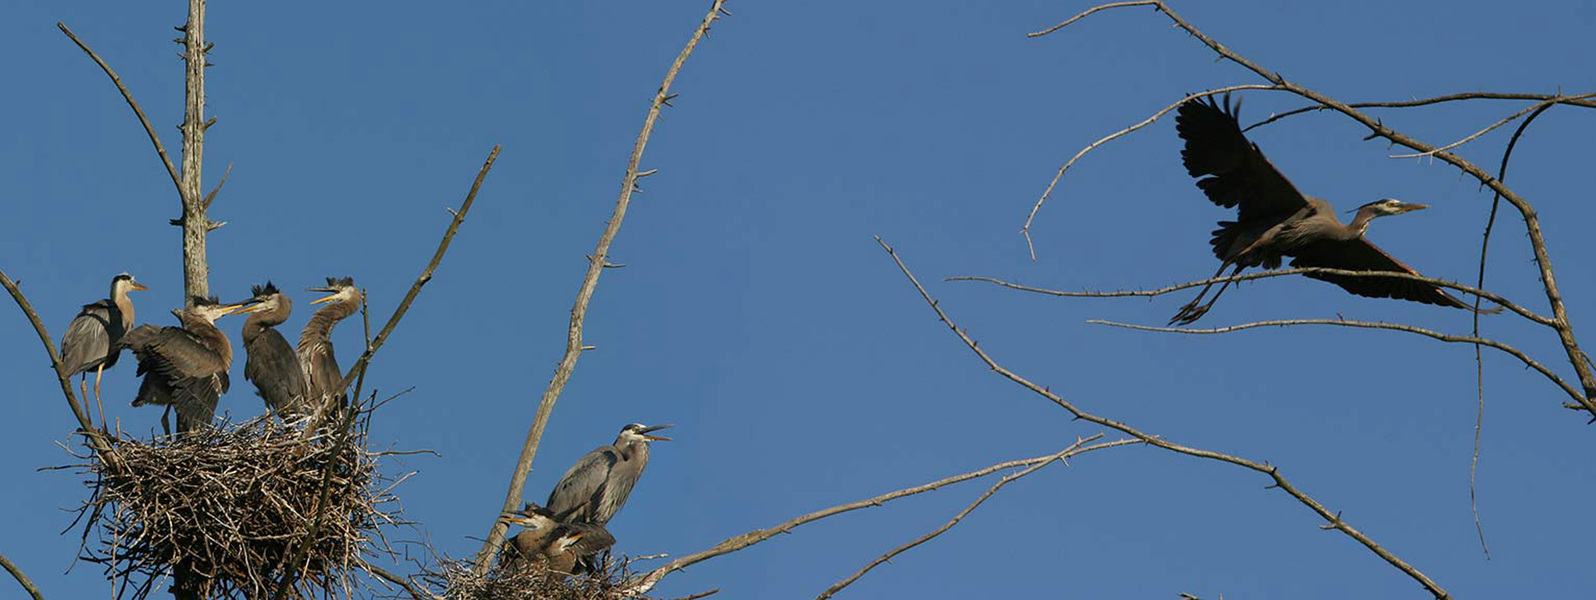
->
[223,301,260,316]
[308,288,340,304]
[130,282,149,291]
[501,516,541,527]
[1397,203,1429,213]
[641,423,674,441]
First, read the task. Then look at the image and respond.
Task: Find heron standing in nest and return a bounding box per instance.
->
[1169,94,1499,325]
[60,273,148,424]
[546,423,673,526]
[298,277,361,413]
[499,504,616,575]
[123,296,254,434]
[239,282,308,418]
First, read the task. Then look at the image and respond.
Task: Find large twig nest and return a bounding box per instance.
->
[76,412,403,599]
[420,554,648,600]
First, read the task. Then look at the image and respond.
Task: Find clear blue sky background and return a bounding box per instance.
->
[4,1,1595,598]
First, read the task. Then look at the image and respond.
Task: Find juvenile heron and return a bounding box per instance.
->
[1169,94,1498,325]
[240,282,308,417]
[546,423,672,525]
[123,296,253,434]
[499,504,616,575]
[298,277,361,411]
[59,273,148,418]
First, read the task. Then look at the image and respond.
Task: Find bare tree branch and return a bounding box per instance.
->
[950,269,1547,327]
[56,22,183,193]
[1243,92,1596,132]
[1085,318,1589,412]
[624,437,1139,595]
[1020,84,1284,260]
[175,0,213,306]
[473,0,731,572]
[0,270,116,459]
[362,561,440,600]
[0,552,45,600]
[1388,94,1596,159]
[817,435,1136,599]
[1027,0,1596,418]
[878,236,1452,599]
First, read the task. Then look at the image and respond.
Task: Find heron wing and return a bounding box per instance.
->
[1178,95,1310,223]
[245,330,307,413]
[123,324,229,426]
[564,522,616,556]
[546,446,619,522]
[1289,238,1472,309]
[61,301,115,374]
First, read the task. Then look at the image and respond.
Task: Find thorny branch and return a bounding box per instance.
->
[1243,92,1596,133]
[817,435,1138,599]
[623,437,1140,595]
[1024,0,1596,420]
[878,236,1452,599]
[473,0,731,572]
[1388,94,1596,159]
[56,23,182,193]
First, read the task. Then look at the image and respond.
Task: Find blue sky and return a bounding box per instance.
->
[4,1,1595,598]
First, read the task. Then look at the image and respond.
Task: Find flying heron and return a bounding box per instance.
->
[123,296,253,434]
[59,273,148,422]
[239,282,308,418]
[546,423,672,526]
[298,277,361,412]
[499,503,616,575]
[1169,94,1498,325]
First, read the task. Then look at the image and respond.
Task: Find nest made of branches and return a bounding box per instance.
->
[418,554,649,600]
[73,410,405,599]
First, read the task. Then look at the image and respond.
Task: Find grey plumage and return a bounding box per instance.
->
[298,277,361,410]
[124,296,250,433]
[1170,94,1497,324]
[241,282,308,417]
[546,423,672,526]
[60,274,147,399]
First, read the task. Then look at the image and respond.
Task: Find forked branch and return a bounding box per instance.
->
[878,237,1450,599]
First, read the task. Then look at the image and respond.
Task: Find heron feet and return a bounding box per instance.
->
[1169,301,1211,326]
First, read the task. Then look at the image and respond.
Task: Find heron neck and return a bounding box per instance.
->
[181,315,233,368]
[1347,208,1378,238]
[242,304,290,346]
[112,287,136,331]
[301,300,357,344]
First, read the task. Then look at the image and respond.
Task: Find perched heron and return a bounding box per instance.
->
[59,273,148,419]
[239,282,308,417]
[123,296,253,434]
[546,423,672,525]
[499,503,616,575]
[1169,94,1498,325]
[298,277,361,411]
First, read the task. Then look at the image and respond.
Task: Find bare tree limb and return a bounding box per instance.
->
[1388,94,1596,159]
[1243,92,1596,133]
[624,437,1139,595]
[878,236,1452,599]
[56,22,183,193]
[473,0,731,572]
[174,0,213,307]
[950,269,1547,327]
[361,560,440,600]
[817,435,1136,599]
[1020,84,1284,260]
[1085,317,1589,413]
[0,552,45,600]
[1028,0,1596,418]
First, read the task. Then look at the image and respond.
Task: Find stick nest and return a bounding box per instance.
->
[418,555,650,600]
[75,413,403,599]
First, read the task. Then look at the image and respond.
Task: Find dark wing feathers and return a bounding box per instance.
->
[547,447,619,522]
[245,330,307,413]
[1177,95,1309,222]
[1289,238,1472,309]
[564,522,616,556]
[61,301,116,374]
[123,324,228,431]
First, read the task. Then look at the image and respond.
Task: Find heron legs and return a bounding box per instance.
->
[1170,262,1243,325]
[93,364,107,430]
[160,406,173,438]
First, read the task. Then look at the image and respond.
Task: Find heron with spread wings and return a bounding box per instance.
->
[1169,94,1498,325]
[123,296,253,434]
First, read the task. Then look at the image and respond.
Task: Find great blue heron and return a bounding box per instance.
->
[123,296,253,434]
[1169,95,1498,325]
[546,423,672,525]
[499,504,616,575]
[59,273,148,420]
[298,277,361,411]
[239,282,308,418]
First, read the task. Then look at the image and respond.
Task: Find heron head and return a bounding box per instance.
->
[236,281,290,315]
[1354,198,1429,217]
[501,507,557,530]
[619,423,673,443]
[180,295,257,323]
[112,273,149,295]
[308,276,362,306]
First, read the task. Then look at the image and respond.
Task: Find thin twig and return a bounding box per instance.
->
[200,162,231,213]
[1028,1,1160,37]
[0,552,45,600]
[877,237,1452,599]
[1086,317,1588,412]
[362,562,439,600]
[473,0,730,572]
[1020,85,1284,260]
[57,23,183,192]
[1243,92,1596,132]
[950,269,1544,326]
[818,436,1135,599]
[624,438,1138,595]
[1388,95,1596,159]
